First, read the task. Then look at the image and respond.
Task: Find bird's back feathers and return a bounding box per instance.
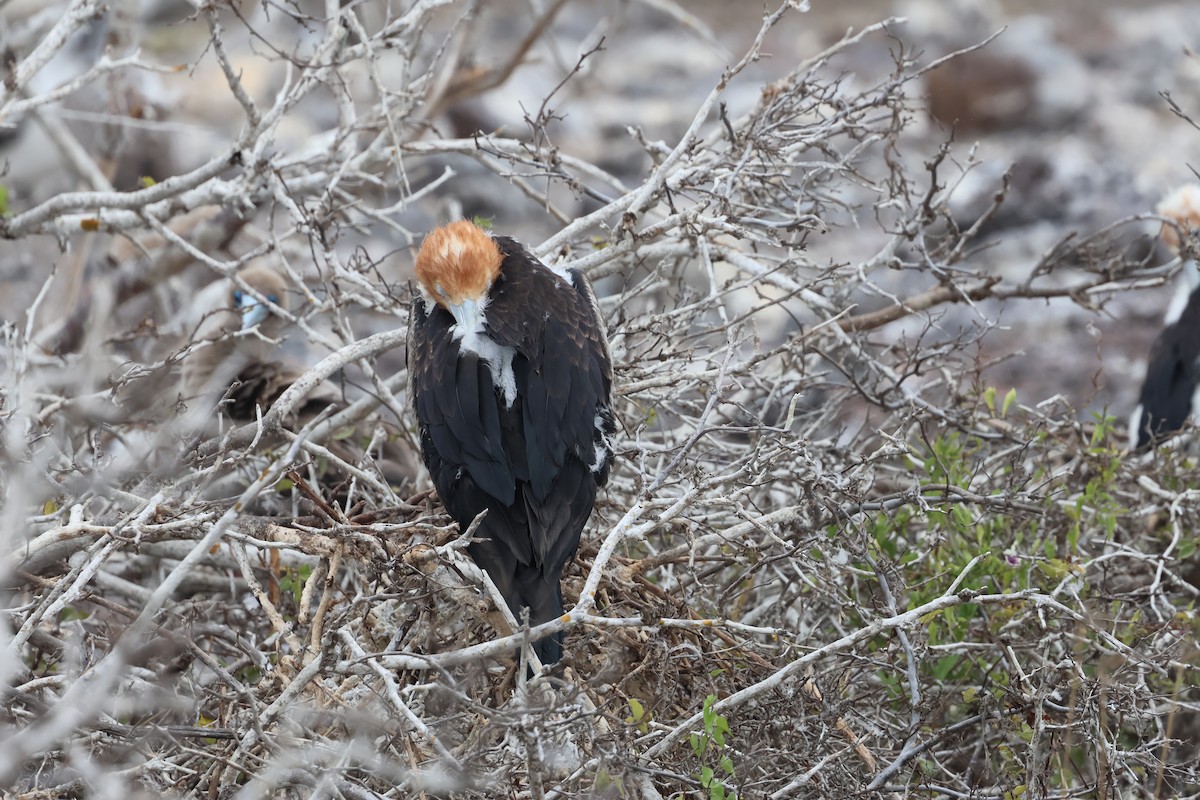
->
[408,224,614,663]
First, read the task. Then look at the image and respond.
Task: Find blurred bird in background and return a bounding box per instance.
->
[1129,184,1200,450]
[175,261,418,496]
[179,261,316,418]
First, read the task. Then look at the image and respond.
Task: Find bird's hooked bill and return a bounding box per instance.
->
[447,296,488,338]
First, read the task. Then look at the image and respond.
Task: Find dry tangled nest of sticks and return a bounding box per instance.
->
[1,1,1199,798]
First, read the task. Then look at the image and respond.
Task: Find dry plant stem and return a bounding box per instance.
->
[0,0,103,110]
[800,675,879,776]
[228,541,304,658]
[32,105,114,192]
[306,546,341,660]
[0,431,311,786]
[223,652,329,788]
[337,627,463,769]
[642,582,1032,761]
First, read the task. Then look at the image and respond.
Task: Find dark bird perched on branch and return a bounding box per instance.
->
[408,220,615,664]
[1130,185,1200,450]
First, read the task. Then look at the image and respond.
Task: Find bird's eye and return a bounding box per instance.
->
[232,290,244,304]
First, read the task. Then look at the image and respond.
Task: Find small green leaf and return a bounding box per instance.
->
[1001,387,1017,417]
[593,768,615,791]
[983,386,996,413]
[140,175,157,188]
[0,184,8,216]
[1178,538,1197,560]
[1035,558,1072,581]
[626,698,651,734]
[627,698,644,720]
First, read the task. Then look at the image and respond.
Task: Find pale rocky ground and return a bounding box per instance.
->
[2,0,1198,422]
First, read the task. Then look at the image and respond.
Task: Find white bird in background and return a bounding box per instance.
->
[1129,185,1200,450]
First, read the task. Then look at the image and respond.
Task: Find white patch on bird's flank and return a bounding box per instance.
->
[591,442,608,473]
[1165,262,1199,325]
[1191,378,1200,433]
[590,409,614,473]
[1182,259,1200,292]
[546,258,575,282]
[1128,404,1144,451]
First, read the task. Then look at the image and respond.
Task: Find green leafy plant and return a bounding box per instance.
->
[689,695,737,800]
[279,564,313,607]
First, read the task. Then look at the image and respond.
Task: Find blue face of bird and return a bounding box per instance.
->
[233,289,279,330]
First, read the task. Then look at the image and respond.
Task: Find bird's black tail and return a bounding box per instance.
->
[517,573,566,665]
[532,630,563,665]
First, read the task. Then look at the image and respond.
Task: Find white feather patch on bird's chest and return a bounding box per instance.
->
[459,331,517,408]
[447,295,488,336]
[447,296,517,407]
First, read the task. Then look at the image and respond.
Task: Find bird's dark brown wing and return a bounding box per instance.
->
[408,299,520,506]
[487,236,613,499]
[559,262,617,485]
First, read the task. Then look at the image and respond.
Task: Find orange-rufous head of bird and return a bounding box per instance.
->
[1157,184,1200,253]
[414,221,503,332]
